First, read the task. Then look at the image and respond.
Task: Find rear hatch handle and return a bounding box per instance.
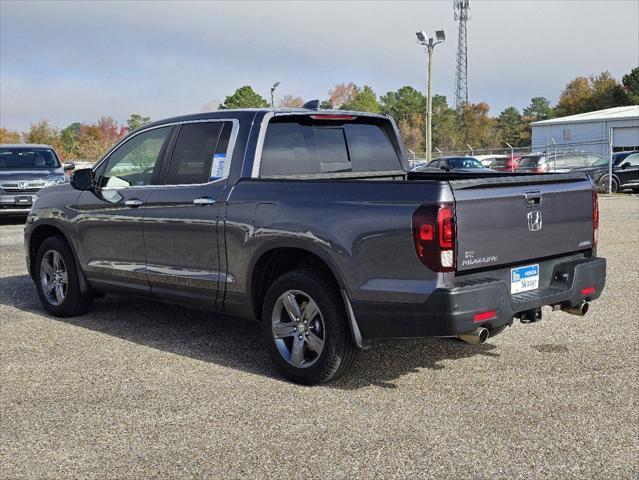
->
[524,190,542,206]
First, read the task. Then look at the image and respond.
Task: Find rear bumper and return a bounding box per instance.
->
[352,256,606,339]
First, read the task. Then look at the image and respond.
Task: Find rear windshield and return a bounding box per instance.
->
[260,117,401,177]
[518,155,541,167]
[0,148,60,169]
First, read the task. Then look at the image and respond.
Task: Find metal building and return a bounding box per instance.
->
[531,106,639,156]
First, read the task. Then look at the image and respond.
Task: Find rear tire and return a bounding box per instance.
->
[262,269,359,385]
[34,236,94,317]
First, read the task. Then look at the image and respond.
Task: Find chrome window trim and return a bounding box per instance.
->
[96,118,240,190]
[250,112,275,178]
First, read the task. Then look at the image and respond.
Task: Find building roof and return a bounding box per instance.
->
[531,105,639,126]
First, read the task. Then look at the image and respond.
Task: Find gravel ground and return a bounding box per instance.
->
[1,195,638,479]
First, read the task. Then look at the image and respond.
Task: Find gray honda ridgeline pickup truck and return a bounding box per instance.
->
[24,107,606,384]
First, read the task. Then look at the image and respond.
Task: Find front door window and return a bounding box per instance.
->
[100,126,171,188]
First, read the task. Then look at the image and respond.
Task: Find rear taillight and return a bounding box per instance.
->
[412,204,456,272]
[592,189,599,247]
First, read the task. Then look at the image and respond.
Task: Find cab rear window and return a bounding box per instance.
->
[260,117,401,177]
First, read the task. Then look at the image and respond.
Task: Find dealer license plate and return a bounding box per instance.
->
[511,264,539,294]
[15,195,33,205]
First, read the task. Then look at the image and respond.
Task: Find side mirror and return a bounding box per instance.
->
[70,168,94,191]
[621,162,630,169]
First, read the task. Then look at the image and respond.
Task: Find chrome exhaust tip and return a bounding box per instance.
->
[458,327,490,345]
[562,301,589,317]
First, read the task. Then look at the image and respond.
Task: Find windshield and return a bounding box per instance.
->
[447,157,484,169]
[0,148,60,170]
[592,157,609,167]
[490,158,509,167]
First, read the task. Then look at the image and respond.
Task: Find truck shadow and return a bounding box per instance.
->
[0,273,498,389]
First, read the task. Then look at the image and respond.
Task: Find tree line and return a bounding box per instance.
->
[1,67,636,159]
[0,114,150,160]
[219,67,637,153]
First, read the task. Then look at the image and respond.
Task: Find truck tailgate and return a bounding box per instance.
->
[450,174,594,272]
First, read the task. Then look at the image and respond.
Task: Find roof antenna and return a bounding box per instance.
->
[302,100,321,110]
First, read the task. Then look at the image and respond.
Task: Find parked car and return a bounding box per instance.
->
[489,155,523,172]
[0,144,69,214]
[416,156,497,173]
[585,151,639,193]
[516,152,603,174]
[24,107,606,384]
[474,154,508,168]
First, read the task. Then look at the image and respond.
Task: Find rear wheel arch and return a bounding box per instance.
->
[249,244,348,323]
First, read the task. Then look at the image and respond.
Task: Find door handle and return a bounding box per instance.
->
[524,190,542,206]
[124,198,144,208]
[193,197,216,206]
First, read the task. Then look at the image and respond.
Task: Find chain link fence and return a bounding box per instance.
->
[407,136,624,194]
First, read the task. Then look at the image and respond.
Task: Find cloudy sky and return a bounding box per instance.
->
[1,0,637,131]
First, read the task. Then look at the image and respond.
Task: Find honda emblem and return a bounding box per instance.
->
[527,211,542,231]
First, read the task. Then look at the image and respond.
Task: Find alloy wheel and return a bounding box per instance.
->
[271,290,325,368]
[40,250,68,306]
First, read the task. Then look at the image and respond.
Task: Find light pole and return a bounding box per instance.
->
[416,29,445,162]
[270,82,280,109]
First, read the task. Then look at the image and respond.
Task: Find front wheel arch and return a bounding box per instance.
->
[28,223,91,295]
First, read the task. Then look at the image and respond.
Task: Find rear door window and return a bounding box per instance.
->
[165,121,233,184]
[260,117,401,177]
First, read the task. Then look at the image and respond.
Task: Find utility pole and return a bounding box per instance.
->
[416,30,445,162]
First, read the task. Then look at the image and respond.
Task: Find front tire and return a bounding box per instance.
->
[34,236,94,317]
[262,269,358,385]
[598,175,618,193]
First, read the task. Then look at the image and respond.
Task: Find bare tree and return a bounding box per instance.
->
[278,95,305,108]
[201,100,221,112]
[328,82,359,108]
